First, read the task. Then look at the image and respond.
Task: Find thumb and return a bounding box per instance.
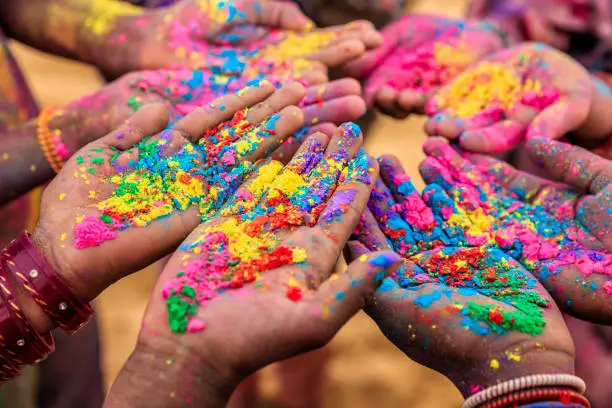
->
[315,251,402,333]
[242,0,313,30]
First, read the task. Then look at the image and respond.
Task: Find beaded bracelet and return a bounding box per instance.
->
[462,374,587,408]
[0,258,54,367]
[37,106,68,173]
[480,387,590,408]
[4,232,93,334]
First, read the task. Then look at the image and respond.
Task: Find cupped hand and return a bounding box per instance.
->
[424,42,612,155]
[68,68,366,150]
[136,125,401,400]
[420,137,612,322]
[32,83,306,302]
[348,154,573,396]
[96,0,381,77]
[344,15,506,118]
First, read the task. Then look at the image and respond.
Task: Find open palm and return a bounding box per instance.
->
[420,137,612,322]
[349,155,572,396]
[424,43,612,155]
[34,84,304,302]
[344,15,506,117]
[138,125,402,386]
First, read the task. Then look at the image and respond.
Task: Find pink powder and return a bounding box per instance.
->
[73,216,117,248]
[186,319,206,333]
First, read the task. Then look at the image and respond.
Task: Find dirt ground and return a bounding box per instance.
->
[9,1,468,406]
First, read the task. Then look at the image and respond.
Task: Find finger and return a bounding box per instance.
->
[373,86,411,119]
[238,105,304,162]
[353,210,393,252]
[304,39,367,68]
[527,137,612,194]
[316,152,377,244]
[323,122,363,161]
[326,20,383,49]
[525,100,589,141]
[271,123,336,163]
[283,132,329,175]
[314,251,402,333]
[423,107,503,139]
[301,95,366,128]
[242,0,313,30]
[397,88,429,114]
[301,78,362,107]
[172,82,276,143]
[343,23,399,78]
[378,155,447,246]
[101,103,170,150]
[459,120,525,153]
[246,82,306,124]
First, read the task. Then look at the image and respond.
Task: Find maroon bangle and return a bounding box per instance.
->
[0,260,54,366]
[4,232,93,334]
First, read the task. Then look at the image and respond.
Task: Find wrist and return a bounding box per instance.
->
[106,336,238,408]
[451,349,574,397]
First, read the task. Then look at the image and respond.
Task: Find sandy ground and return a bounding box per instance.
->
[9,1,468,406]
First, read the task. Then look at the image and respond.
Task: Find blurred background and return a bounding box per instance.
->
[9,0,468,406]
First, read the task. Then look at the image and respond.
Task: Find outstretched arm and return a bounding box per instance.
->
[0,0,143,74]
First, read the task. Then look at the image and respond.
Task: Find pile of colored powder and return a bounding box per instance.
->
[427,61,559,118]
[162,141,371,333]
[410,247,549,336]
[73,107,280,248]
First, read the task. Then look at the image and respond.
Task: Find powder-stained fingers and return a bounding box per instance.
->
[397,89,431,115]
[323,20,383,49]
[372,86,411,119]
[300,78,362,107]
[534,252,612,323]
[526,137,612,195]
[270,123,336,164]
[286,154,376,288]
[101,103,170,150]
[467,153,579,210]
[526,99,590,141]
[238,106,304,162]
[171,82,276,143]
[301,95,366,127]
[423,107,503,139]
[282,132,328,176]
[302,39,367,69]
[353,210,394,253]
[378,155,421,204]
[459,120,525,154]
[241,0,313,31]
[322,122,363,161]
[246,82,306,125]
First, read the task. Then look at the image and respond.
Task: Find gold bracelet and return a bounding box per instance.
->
[37,106,66,173]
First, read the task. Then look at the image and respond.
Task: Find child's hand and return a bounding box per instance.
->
[128,125,401,406]
[421,137,612,322]
[344,15,506,117]
[347,155,573,397]
[32,83,305,302]
[424,43,612,155]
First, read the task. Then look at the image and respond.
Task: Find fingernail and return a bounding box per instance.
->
[339,122,362,138]
[369,252,401,268]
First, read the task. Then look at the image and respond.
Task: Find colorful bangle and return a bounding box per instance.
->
[0,259,54,366]
[479,387,590,408]
[4,232,93,334]
[462,375,587,408]
[37,106,68,173]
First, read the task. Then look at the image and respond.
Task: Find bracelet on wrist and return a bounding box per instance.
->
[462,374,588,408]
[37,106,69,173]
[5,231,93,334]
[0,257,54,368]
